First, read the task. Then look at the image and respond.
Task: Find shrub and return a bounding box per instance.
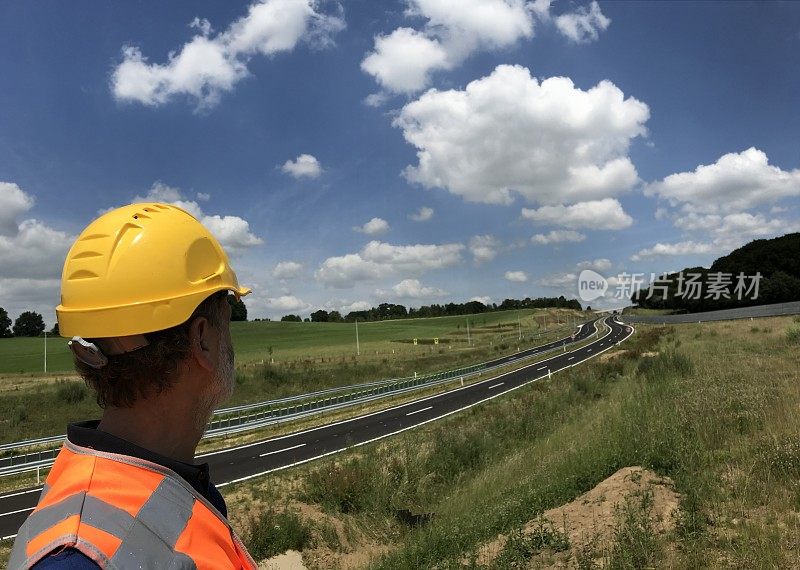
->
[304,460,372,513]
[636,351,693,381]
[245,507,312,560]
[786,325,800,345]
[10,405,28,426]
[607,491,660,569]
[56,380,87,403]
[494,519,569,568]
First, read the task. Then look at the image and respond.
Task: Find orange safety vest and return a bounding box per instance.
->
[8,440,257,569]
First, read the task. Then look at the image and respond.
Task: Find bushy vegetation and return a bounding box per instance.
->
[244,507,313,560]
[56,379,87,403]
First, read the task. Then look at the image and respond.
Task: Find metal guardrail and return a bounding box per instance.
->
[622,301,800,325]
[0,320,593,477]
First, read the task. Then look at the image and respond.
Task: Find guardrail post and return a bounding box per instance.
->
[548,369,551,380]
[37,465,40,485]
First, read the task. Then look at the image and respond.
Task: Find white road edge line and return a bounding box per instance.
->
[488,383,504,390]
[406,406,433,416]
[218,319,631,488]
[0,506,34,518]
[259,443,306,457]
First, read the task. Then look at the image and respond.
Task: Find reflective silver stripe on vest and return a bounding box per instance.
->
[9,480,198,569]
[108,476,197,569]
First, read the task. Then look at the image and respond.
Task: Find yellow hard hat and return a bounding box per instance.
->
[56,203,251,338]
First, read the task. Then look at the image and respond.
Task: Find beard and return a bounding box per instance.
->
[196,333,236,434]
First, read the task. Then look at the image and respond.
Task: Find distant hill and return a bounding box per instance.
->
[633,233,800,313]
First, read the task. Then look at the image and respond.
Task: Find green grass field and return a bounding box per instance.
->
[0,308,581,375]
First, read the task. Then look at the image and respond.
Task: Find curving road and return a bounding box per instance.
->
[0,316,633,539]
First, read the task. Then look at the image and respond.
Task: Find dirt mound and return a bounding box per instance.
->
[259,550,307,569]
[476,466,680,568]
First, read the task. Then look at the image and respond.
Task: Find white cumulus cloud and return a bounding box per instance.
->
[531,230,586,245]
[522,198,633,230]
[315,240,464,288]
[361,0,610,98]
[361,27,451,94]
[409,206,434,222]
[0,182,35,237]
[469,295,492,305]
[266,295,311,312]
[378,278,449,299]
[353,217,390,235]
[630,241,716,262]
[111,0,344,110]
[645,147,800,214]
[0,183,73,281]
[273,261,304,279]
[395,65,649,205]
[469,234,502,264]
[554,1,611,43]
[505,270,528,282]
[281,154,323,179]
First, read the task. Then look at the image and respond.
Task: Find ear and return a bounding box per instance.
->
[189,316,215,372]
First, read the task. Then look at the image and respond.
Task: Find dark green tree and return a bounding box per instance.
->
[310,310,329,322]
[0,307,11,338]
[50,322,60,336]
[280,314,302,322]
[13,311,45,337]
[328,310,343,323]
[228,297,247,321]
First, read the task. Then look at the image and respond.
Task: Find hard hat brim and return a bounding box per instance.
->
[57,285,251,338]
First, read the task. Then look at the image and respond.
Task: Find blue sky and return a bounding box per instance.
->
[1,0,799,323]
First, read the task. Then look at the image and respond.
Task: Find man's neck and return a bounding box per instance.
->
[97,391,210,464]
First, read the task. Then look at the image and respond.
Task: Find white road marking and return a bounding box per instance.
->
[537,366,547,370]
[259,443,306,457]
[406,406,433,416]
[567,356,575,361]
[488,383,504,390]
[0,506,34,518]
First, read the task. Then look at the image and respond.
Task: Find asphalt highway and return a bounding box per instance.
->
[0,316,633,539]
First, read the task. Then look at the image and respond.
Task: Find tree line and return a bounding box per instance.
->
[291,296,583,323]
[0,308,50,338]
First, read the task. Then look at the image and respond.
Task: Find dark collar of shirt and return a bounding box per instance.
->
[66,420,227,518]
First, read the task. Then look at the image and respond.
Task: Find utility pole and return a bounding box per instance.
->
[466,318,471,346]
[44,330,47,373]
[517,313,522,340]
[355,319,360,356]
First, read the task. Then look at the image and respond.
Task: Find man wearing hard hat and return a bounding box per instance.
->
[9,204,257,569]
